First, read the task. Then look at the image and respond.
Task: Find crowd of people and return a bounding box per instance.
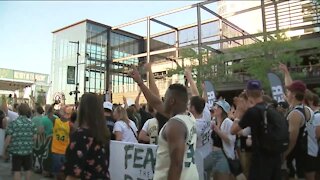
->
[0,62,319,180]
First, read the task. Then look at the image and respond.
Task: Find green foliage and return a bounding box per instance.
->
[168,35,307,92]
[36,89,46,106]
[230,39,303,91]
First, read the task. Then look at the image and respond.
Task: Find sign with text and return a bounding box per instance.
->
[204,80,216,108]
[267,73,285,102]
[67,66,76,84]
[109,141,158,180]
[0,68,48,83]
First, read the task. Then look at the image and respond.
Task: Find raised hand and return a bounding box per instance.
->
[184,66,192,78]
[201,82,206,90]
[129,66,143,85]
[279,63,289,73]
[144,62,152,72]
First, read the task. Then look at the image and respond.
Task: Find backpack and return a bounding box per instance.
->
[315,110,320,157]
[259,104,289,154]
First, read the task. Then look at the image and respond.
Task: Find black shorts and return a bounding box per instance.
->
[12,154,32,171]
[304,154,319,172]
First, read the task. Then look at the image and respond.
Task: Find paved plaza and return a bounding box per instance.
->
[0,159,52,180]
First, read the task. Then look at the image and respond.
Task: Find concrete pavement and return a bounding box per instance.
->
[0,159,52,180]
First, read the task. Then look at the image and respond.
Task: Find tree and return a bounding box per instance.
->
[168,35,320,93]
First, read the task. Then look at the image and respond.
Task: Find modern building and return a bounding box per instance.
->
[50,20,144,104]
[50,0,320,104]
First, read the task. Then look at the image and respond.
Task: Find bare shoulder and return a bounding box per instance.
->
[162,118,187,140]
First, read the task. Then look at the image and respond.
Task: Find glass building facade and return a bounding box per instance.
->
[51,20,143,104]
[51,1,319,104]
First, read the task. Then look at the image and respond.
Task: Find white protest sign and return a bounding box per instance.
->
[109,141,157,180]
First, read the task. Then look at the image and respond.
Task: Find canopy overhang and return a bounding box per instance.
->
[0,79,33,91]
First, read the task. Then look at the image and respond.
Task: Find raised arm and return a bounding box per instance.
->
[135,90,142,111]
[185,67,199,96]
[201,82,208,102]
[129,67,166,116]
[1,95,8,115]
[123,96,128,109]
[279,63,293,86]
[145,63,160,98]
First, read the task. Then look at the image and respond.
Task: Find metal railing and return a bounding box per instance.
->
[264,0,320,33]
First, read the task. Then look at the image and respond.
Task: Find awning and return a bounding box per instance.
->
[0,79,33,91]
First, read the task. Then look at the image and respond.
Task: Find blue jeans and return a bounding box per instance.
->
[51,153,65,174]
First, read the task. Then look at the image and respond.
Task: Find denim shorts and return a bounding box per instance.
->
[210,149,230,174]
[51,153,65,174]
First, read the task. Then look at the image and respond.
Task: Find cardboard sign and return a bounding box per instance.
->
[109,141,157,180]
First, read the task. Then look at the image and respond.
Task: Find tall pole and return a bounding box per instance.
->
[106,29,111,101]
[261,0,267,42]
[75,41,80,107]
[197,4,202,85]
[146,17,151,87]
[70,40,80,107]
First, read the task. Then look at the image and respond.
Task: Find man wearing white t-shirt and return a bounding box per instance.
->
[189,96,213,180]
[139,117,158,144]
[7,110,19,124]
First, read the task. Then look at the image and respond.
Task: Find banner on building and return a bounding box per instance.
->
[67,66,76,84]
[109,141,157,180]
[267,73,285,102]
[204,80,216,108]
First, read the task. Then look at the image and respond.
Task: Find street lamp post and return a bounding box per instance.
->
[69,41,80,107]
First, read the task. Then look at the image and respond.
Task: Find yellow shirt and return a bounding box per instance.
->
[51,118,70,154]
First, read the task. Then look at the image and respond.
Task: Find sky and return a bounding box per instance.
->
[0,1,205,75]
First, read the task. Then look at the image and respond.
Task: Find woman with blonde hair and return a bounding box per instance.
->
[113,106,138,143]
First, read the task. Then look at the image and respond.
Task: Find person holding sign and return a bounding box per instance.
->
[185,67,213,180]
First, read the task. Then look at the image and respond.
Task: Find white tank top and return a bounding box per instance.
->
[153,113,199,180]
